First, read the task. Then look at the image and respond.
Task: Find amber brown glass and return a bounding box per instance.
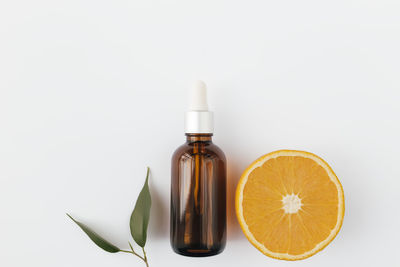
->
[170,134,227,257]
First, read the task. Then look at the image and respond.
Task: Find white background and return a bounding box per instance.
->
[1,1,399,266]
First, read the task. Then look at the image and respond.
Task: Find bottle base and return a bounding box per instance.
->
[172,247,224,257]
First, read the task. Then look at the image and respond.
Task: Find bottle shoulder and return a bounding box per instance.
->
[172,142,226,162]
[208,143,226,161]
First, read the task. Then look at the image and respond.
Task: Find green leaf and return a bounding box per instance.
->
[67,213,120,253]
[130,167,152,247]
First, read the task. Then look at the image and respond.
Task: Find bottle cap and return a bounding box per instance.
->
[185,81,214,134]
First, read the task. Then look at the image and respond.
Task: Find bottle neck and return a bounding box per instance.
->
[186,133,213,143]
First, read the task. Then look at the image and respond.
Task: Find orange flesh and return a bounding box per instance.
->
[242,156,339,256]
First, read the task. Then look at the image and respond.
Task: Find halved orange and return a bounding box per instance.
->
[235,150,344,260]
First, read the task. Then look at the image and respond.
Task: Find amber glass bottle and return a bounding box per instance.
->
[170,81,227,257]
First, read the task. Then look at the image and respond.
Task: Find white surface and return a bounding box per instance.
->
[1,1,399,266]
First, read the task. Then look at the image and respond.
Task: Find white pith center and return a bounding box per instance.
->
[282,194,302,214]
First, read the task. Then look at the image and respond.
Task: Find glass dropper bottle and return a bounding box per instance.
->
[170,81,227,257]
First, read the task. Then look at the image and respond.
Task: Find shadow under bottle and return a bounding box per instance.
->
[170,134,227,257]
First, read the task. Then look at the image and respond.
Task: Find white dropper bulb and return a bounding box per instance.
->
[185,80,214,134]
[190,80,209,111]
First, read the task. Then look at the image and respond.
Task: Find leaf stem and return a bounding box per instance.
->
[123,242,148,266]
[142,247,149,267]
[120,250,134,254]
